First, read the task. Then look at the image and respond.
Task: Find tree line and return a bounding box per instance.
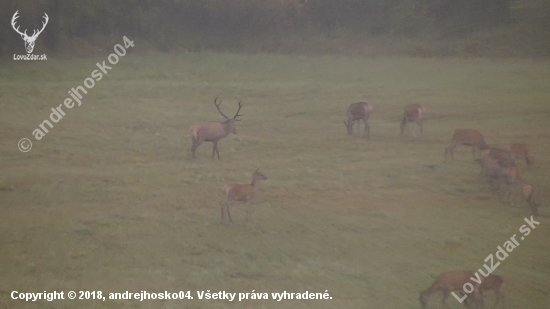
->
[1,0,548,57]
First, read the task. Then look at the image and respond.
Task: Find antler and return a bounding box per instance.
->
[11,11,48,39]
[213,96,230,120]
[11,11,28,38]
[232,100,244,120]
[30,13,49,39]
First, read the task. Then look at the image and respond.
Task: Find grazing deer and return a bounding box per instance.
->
[445,129,488,161]
[476,154,521,202]
[478,274,506,309]
[483,147,517,168]
[420,270,483,309]
[344,102,373,138]
[522,184,540,216]
[190,97,243,161]
[221,169,268,223]
[400,104,426,138]
[509,143,533,166]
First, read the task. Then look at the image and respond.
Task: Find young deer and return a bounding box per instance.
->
[221,169,268,223]
[344,102,373,139]
[445,129,488,161]
[400,104,426,138]
[420,270,483,309]
[190,97,244,161]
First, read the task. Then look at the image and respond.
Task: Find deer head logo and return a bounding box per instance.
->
[11,10,49,54]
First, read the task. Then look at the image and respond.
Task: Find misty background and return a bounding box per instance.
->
[1,0,549,58]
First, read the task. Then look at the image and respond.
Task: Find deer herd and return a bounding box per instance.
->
[189,97,541,308]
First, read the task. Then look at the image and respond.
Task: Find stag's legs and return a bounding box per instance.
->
[495,289,506,309]
[461,292,478,309]
[221,200,233,223]
[418,120,423,138]
[400,117,407,136]
[363,118,370,139]
[211,141,221,160]
[211,142,216,159]
[191,138,201,161]
[442,291,452,308]
[245,199,252,222]
[445,144,456,161]
[529,201,540,217]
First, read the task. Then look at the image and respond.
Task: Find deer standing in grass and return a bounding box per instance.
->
[344,102,373,139]
[400,104,426,138]
[420,270,483,309]
[445,129,488,161]
[190,97,243,161]
[221,169,268,223]
[476,153,521,203]
[509,143,533,166]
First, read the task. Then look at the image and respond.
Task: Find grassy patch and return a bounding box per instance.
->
[1,53,549,308]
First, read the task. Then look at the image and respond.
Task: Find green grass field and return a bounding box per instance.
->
[1,52,549,309]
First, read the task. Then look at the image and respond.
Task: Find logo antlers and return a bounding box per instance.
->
[11,10,49,54]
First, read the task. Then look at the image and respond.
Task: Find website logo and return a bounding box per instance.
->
[12,10,48,60]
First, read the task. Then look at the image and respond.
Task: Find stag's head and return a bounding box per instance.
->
[12,11,49,54]
[214,96,244,134]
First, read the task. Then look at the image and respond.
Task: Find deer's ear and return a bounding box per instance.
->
[21,34,26,39]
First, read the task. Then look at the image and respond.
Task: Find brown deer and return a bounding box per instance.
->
[221,169,268,223]
[400,104,426,138]
[476,154,521,202]
[420,270,483,309]
[344,102,373,138]
[509,143,533,166]
[445,129,488,161]
[522,184,540,216]
[478,274,506,309]
[190,97,243,161]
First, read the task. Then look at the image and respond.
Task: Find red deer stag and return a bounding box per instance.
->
[400,104,426,138]
[478,274,506,309]
[190,97,243,161]
[420,270,483,309]
[509,143,533,166]
[344,102,373,139]
[221,169,268,223]
[445,129,488,161]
